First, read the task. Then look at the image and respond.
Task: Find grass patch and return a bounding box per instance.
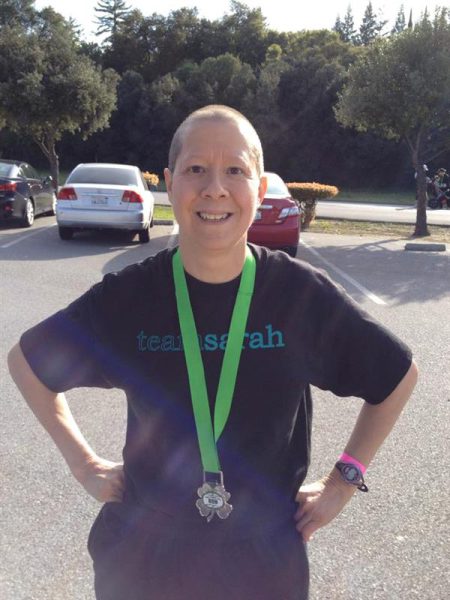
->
[329,190,415,206]
[154,204,174,221]
[308,218,450,243]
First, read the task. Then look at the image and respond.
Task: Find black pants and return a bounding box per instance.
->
[89,503,309,600]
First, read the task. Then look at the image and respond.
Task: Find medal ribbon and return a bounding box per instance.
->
[172,246,256,474]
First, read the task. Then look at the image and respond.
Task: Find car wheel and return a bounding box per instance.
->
[58,226,74,240]
[138,227,150,243]
[49,193,57,216]
[21,199,35,227]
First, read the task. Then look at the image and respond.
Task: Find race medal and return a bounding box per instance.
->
[196,472,233,522]
[172,246,256,522]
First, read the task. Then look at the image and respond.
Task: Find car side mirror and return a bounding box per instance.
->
[43,175,53,185]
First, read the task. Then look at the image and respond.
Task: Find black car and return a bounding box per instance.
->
[0,159,56,227]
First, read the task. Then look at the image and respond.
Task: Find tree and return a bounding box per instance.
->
[102,8,204,81]
[392,5,406,34]
[335,10,450,236]
[333,15,344,39]
[0,8,119,187]
[272,30,363,182]
[340,5,357,43]
[0,0,35,28]
[219,1,269,67]
[95,70,155,166]
[94,0,131,40]
[265,43,282,62]
[155,8,204,76]
[358,2,387,45]
[101,9,150,75]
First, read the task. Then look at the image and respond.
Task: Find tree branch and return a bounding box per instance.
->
[34,135,50,159]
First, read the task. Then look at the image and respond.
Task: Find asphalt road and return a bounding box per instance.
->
[1,217,449,600]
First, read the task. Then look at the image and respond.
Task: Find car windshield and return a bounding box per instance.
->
[67,167,138,186]
[0,163,14,178]
[265,173,289,195]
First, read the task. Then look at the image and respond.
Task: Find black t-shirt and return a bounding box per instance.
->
[20,245,412,529]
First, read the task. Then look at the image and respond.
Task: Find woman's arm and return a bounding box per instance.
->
[7,342,124,502]
[295,359,418,541]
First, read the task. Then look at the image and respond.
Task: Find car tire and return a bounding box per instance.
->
[138,227,150,243]
[21,199,35,227]
[59,226,74,240]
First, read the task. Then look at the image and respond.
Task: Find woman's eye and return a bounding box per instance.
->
[228,167,244,175]
[188,165,204,174]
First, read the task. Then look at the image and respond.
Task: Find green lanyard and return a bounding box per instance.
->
[172,246,256,474]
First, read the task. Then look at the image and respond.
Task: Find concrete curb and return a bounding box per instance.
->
[404,242,447,252]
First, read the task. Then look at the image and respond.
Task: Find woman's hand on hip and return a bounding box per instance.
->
[73,455,125,503]
[294,471,356,542]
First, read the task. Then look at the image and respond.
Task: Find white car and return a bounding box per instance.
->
[56,163,155,243]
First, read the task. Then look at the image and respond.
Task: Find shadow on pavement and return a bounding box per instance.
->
[2,222,448,307]
[0,225,175,267]
[297,237,449,306]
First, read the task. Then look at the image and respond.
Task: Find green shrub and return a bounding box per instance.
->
[142,171,160,189]
[287,182,339,228]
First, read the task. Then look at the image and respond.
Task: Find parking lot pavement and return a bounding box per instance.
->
[297,231,449,600]
[1,224,449,600]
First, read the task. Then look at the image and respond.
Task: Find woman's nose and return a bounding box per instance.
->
[201,171,228,199]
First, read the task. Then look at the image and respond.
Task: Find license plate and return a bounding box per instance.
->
[92,198,108,205]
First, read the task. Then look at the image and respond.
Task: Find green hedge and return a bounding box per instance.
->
[287,182,339,228]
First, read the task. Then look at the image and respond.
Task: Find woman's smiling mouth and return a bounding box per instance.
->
[197,212,232,222]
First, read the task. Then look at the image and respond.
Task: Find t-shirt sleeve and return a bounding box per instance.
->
[303,269,413,404]
[19,280,116,393]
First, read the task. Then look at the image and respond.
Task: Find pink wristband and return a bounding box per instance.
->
[338,453,367,475]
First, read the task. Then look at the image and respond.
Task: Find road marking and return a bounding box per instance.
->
[300,240,386,306]
[0,224,57,249]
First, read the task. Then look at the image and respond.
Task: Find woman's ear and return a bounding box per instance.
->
[164,168,173,202]
[258,175,268,205]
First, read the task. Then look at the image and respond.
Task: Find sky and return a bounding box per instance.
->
[34,0,442,41]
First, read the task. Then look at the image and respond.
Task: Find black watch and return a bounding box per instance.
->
[335,461,369,492]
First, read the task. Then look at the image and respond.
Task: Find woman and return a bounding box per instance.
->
[8,105,417,599]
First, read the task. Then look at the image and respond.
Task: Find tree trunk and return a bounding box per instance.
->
[48,143,59,192]
[412,155,430,237]
[34,132,59,191]
[301,198,317,229]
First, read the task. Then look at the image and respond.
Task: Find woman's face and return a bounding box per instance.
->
[165,118,267,259]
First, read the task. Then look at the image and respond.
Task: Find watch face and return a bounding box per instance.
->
[344,465,360,482]
[337,462,363,484]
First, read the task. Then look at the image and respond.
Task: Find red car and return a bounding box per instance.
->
[248,172,301,257]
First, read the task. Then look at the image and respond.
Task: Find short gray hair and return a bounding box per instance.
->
[168,105,264,176]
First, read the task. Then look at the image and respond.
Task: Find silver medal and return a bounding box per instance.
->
[196,472,233,522]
